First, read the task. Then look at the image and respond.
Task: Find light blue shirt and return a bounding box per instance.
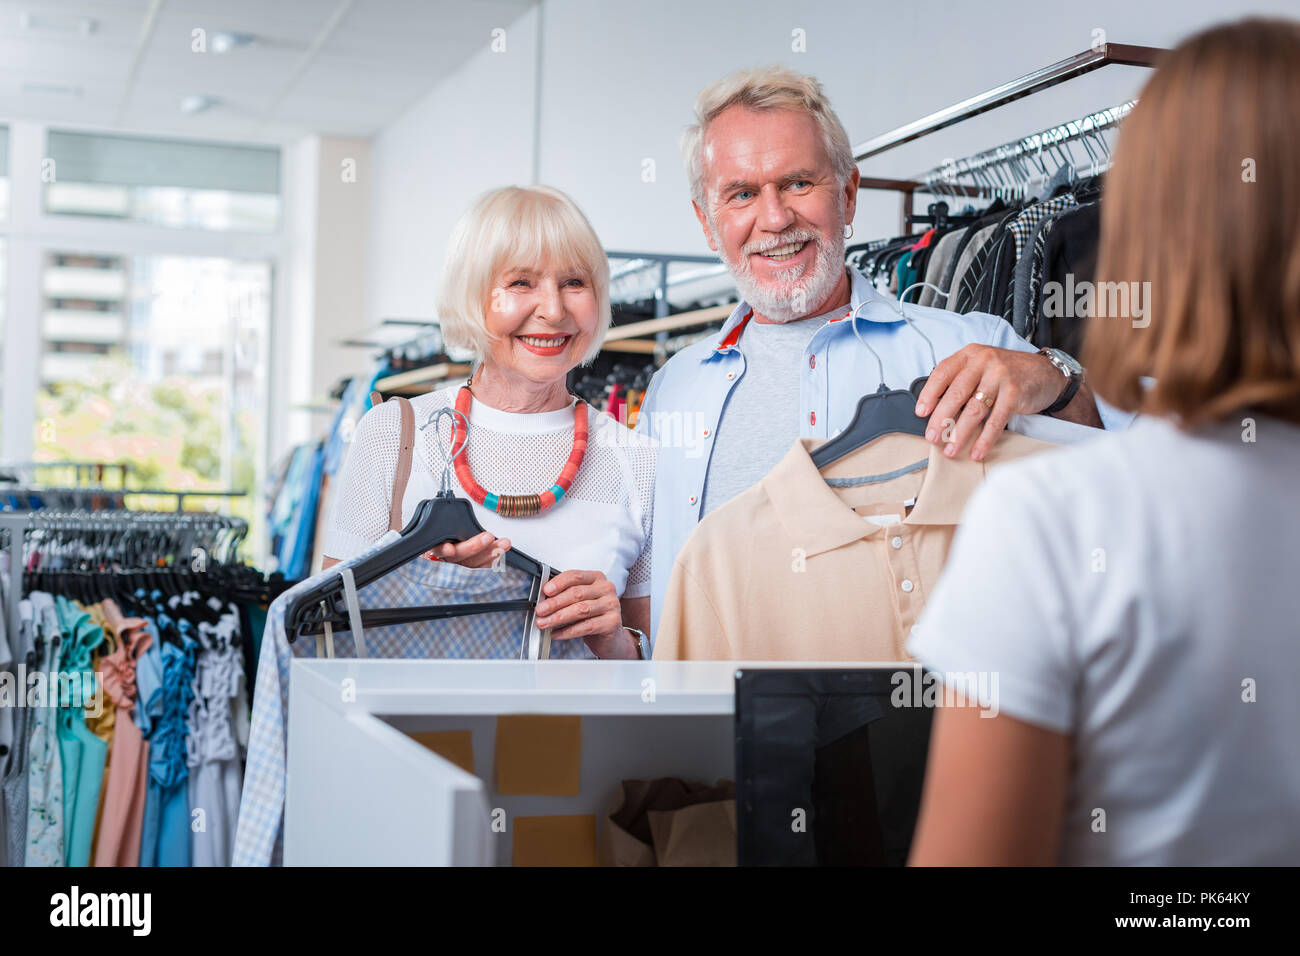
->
[635,267,1133,642]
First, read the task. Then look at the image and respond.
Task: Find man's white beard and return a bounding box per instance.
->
[719,226,846,324]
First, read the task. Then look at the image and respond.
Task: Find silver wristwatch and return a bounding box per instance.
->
[624,626,651,660]
[1038,348,1084,415]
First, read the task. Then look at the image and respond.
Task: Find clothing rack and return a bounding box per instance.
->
[918,101,1134,201]
[1,509,252,662]
[605,250,727,319]
[1,487,131,511]
[853,42,1165,233]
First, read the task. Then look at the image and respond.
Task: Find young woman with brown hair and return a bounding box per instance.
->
[907,18,1300,865]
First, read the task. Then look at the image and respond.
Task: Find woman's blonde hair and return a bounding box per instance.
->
[436,185,611,364]
[1084,18,1300,427]
[681,65,855,207]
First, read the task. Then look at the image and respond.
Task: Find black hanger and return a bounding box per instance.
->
[284,405,561,642]
[285,491,560,641]
[810,299,938,470]
[810,376,931,468]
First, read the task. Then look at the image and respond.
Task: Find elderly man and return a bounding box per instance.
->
[636,66,1128,639]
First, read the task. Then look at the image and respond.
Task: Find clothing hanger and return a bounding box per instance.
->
[284,405,560,647]
[808,295,937,469]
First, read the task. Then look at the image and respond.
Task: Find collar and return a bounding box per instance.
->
[761,434,987,557]
[702,267,908,361]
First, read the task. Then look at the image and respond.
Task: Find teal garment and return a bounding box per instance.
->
[53,598,108,868]
[896,249,919,299]
[247,603,267,672]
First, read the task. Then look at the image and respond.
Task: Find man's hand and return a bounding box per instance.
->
[913,345,1091,461]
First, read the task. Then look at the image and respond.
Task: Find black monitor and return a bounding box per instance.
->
[735,666,933,866]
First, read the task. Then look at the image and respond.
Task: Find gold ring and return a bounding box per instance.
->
[974,390,994,409]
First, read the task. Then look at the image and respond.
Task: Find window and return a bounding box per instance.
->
[36,252,272,548]
[44,130,280,232]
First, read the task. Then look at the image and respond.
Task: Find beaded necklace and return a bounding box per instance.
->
[450,381,588,517]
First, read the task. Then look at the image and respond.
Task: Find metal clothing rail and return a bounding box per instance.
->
[853,43,1163,161]
[853,43,1165,233]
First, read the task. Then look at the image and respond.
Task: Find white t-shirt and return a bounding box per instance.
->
[909,413,1300,865]
[322,385,656,599]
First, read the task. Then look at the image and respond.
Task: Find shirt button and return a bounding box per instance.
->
[703,428,710,437]
[900,579,914,593]
[726,371,735,380]
[810,411,816,426]
[688,494,697,505]
[809,355,816,370]
[891,536,903,549]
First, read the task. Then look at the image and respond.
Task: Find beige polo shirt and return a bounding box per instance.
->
[653,430,1055,661]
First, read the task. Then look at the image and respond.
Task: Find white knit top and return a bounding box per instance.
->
[322,385,656,598]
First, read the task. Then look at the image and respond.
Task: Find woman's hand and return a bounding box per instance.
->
[426,532,512,569]
[535,569,637,659]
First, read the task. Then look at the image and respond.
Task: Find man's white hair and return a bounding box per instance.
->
[681,65,856,207]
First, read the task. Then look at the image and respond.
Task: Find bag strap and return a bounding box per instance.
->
[371,391,415,534]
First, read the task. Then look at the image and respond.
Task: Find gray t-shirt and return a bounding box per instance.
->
[701,308,837,516]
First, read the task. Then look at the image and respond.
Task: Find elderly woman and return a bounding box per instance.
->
[322,185,654,659]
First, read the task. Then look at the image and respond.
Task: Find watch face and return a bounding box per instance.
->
[1049,348,1083,376]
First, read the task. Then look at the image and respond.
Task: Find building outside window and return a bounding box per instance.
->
[4,128,282,558]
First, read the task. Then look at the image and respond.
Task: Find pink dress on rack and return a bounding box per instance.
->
[92,600,153,867]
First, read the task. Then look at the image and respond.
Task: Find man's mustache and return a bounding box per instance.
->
[741,230,823,256]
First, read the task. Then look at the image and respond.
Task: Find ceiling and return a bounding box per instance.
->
[0,0,536,144]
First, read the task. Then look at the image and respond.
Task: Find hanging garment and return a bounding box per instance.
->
[136,603,198,868]
[280,443,324,581]
[1033,201,1102,354]
[140,609,197,868]
[186,607,245,867]
[916,228,966,307]
[2,601,36,867]
[1013,211,1059,339]
[234,532,562,866]
[24,592,65,867]
[948,223,1001,312]
[653,429,1054,661]
[986,194,1079,322]
[93,600,152,867]
[0,571,10,869]
[82,603,116,859]
[0,573,11,794]
[962,208,1025,315]
[133,621,164,866]
[53,596,108,868]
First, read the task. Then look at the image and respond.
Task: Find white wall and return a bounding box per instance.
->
[277,135,373,455]
[366,6,540,327]
[367,0,1299,317]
